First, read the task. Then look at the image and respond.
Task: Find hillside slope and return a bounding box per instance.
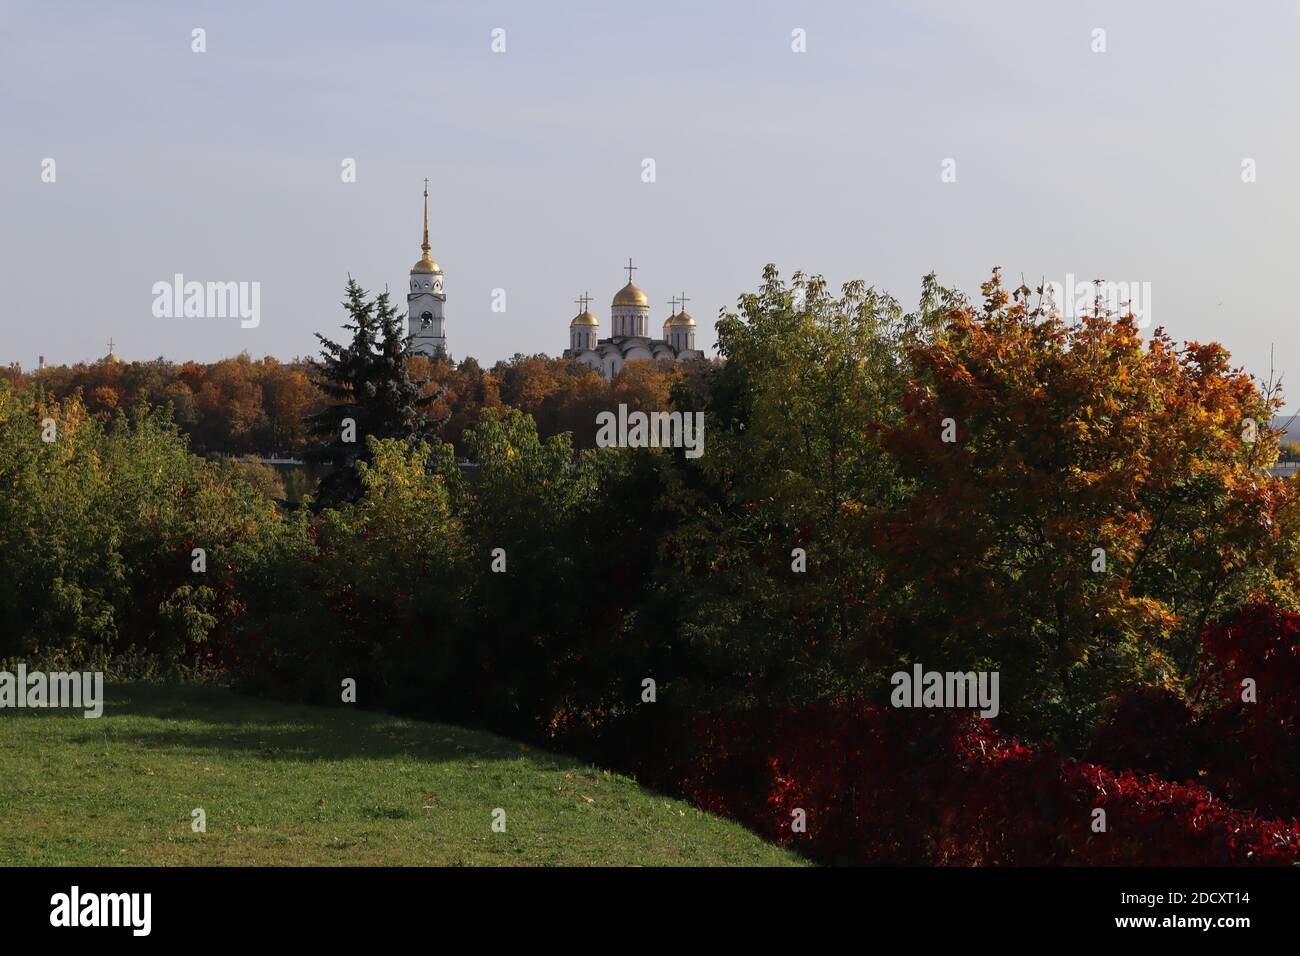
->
[0,681,805,866]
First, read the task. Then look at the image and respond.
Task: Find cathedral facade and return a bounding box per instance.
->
[404,189,703,379]
[563,259,704,381]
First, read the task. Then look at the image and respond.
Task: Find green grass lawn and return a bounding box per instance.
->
[0,682,805,866]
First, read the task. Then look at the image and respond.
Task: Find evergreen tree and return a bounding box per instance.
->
[307,278,434,507]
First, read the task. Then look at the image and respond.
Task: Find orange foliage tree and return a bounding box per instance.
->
[874,270,1300,740]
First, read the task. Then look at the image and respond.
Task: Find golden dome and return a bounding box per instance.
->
[571,310,599,327]
[668,309,695,327]
[612,282,649,308]
[411,253,441,274]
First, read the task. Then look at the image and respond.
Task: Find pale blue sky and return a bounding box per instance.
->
[3,1,1298,404]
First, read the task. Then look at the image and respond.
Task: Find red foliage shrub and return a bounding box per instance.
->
[1086,686,1205,784]
[1089,603,1300,818]
[1195,603,1300,817]
[1201,602,1300,704]
[667,697,1300,866]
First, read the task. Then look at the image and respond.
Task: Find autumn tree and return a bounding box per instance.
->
[608,359,675,413]
[489,354,617,445]
[193,355,264,453]
[260,360,316,451]
[876,269,1300,741]
[0,363,26,390]
[552,363,610,447]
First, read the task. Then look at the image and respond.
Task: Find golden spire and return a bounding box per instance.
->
[411,178,441,273]
[421,177,431,257]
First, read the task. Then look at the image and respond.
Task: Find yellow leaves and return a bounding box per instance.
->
[838,499,867,519]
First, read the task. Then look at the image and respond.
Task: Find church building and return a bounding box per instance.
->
[403,187,703,379]
[564,259,704,381]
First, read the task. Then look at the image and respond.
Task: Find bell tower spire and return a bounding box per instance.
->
[408,179,446,357]
[421,177,431,257]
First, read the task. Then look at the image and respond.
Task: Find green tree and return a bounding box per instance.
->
[307,279,434,507]
[661,265,921,708]
[0,383,279,666]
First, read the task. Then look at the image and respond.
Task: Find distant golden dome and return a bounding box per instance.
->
[668,309,695,327]
[571,310,599,327]
[612,282,649,308]
[411,253,441,274]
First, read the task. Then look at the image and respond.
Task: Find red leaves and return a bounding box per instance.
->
[675,692,1300,865]
[1201,602,1300,703]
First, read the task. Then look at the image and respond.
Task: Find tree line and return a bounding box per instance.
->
[4,336,696,463]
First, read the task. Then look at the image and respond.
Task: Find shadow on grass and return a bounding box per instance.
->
[60,681,550,767]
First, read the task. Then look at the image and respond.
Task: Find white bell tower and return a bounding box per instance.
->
[407,179,447,357]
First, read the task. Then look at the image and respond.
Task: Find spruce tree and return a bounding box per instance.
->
[307,278,434,508]
[372,288,435,441]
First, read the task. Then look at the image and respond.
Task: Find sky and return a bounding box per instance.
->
[3,0,1299,404]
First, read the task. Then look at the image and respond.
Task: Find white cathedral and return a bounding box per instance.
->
[404,186,704,380]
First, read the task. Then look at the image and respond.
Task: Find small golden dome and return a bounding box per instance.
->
[411,253,441,274]
[668,309,695,327]
[612,282,649,308]
[571,310,599,327]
